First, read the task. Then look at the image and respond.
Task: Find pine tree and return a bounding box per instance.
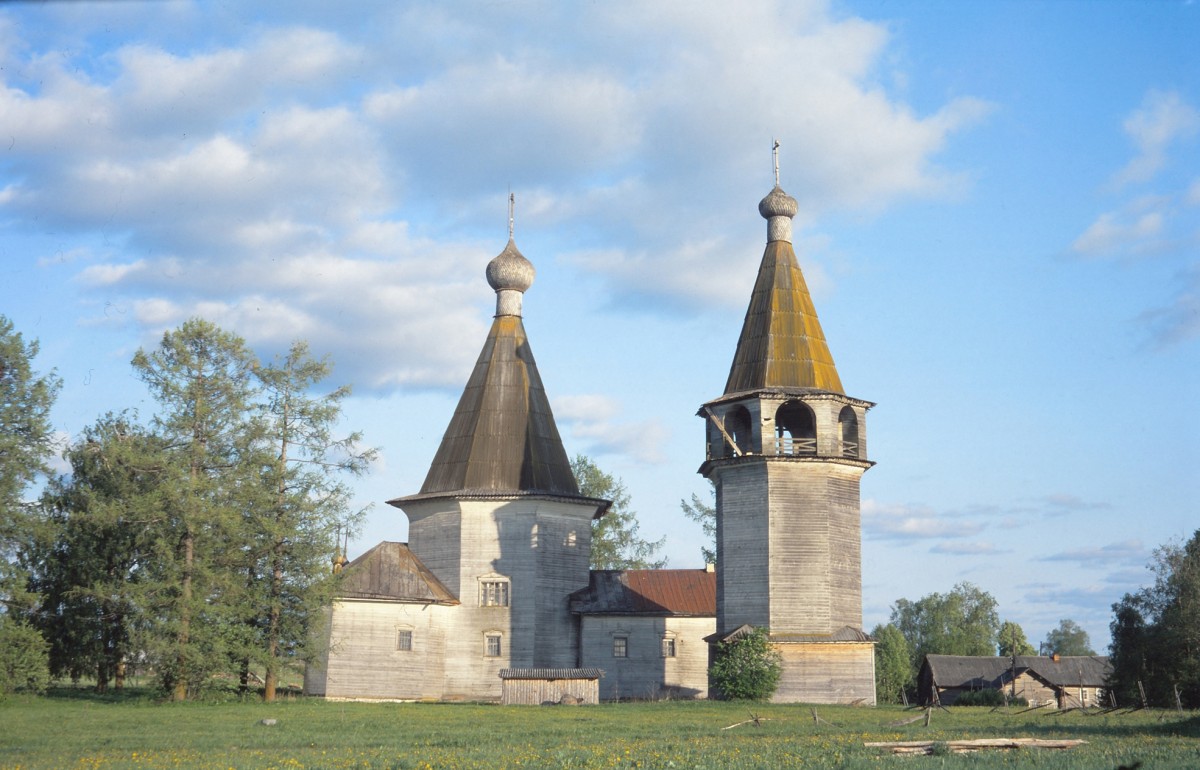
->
[132,318,260,700]
[571,455,666,570]
[250,341,375,701]
[0,315,61,612]
[27,414,163,690]
[679,488,715,566]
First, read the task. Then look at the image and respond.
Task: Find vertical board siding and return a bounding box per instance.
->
[500,677,600,705]
[773,642,876,705]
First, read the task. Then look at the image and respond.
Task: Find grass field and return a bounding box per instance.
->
[1,689,1197,769]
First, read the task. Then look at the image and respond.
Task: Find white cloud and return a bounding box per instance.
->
[1112,90,1200,188]
[862,499,986,540]
[1072,210,1164,257]
[1,1,988,396]
[1138,265,1200,348]
[554,394,669,465]
[1041,539,1146,567]
[930,541,1004,556]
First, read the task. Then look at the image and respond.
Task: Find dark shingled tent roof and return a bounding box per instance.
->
[569,569,716,617]
[412,314,579,497]
[337,541,458,604]
[390,234,598,508]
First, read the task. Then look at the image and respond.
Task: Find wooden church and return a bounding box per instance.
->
[304,159,876,703]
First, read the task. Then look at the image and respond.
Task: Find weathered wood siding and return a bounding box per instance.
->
[500,677,600,705]
[773,642,876,705]
[305,599,452,700]
[714,463,770,630]
[767,463,864,633]
[400,496,595,700]
[578,615,715,701]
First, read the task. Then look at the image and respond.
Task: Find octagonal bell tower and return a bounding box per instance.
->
[700,147,876,704]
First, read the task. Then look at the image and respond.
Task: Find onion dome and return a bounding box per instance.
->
[759,185,799,243]
[486,238,535,317]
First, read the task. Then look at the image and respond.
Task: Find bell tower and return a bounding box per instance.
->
[700,146,876,703]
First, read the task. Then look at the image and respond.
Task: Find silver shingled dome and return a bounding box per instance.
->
[758,185,799,220]
[486,239,535,293]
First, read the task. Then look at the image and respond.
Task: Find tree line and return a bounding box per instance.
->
[1,316,374,701]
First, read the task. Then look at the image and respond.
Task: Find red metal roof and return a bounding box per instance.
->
[569,569,716,617]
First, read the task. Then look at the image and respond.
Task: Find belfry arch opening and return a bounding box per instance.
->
[726,405,754,456]
[775,400,816,456]
[839,406,859,458]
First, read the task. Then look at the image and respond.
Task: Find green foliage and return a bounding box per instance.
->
[24,414,163,691]
[0,316,61,611]
[572,455,666,570]
[952,688,1025,707]
[245,341,374,701]
[1110,529,1200,708]
[679,486,715,566]
[997,619,1036,657]
[131,318,262,700]
[871,623,913,704]
[1040,619,1096,657]
[890,581,999,674]
[709,626,782,701]
[0,615,50,695]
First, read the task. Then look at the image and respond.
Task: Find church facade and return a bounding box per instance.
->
[305,171,875,703]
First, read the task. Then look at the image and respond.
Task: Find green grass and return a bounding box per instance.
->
[1,689,1198,769]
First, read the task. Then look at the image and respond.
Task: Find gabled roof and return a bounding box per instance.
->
[337,541,458,604]
[704,624,871,644]
[569,569,716,617]
[923,655,1112,688]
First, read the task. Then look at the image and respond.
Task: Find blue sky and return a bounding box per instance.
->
[3,1,1197,652]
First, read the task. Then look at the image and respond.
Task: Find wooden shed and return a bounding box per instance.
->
[499,668,604,705]
[919,654,1112,707]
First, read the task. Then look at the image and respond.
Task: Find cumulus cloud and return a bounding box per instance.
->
[2,0,986,395]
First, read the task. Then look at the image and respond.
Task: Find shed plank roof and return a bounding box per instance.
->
[569,569,716,616]
[337,541,458,604]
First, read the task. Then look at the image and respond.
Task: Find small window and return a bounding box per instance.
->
[662,637,676,658]
[396,629,413,652]
[485,633,502,657]
[480,580,510,607]
[613,637,628,658]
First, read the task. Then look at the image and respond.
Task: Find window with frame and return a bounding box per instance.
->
[396,629,413,652]
[485,633,503,657]
[480,579,510,607]
[613,636,628,658]
[661,637,676,658]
